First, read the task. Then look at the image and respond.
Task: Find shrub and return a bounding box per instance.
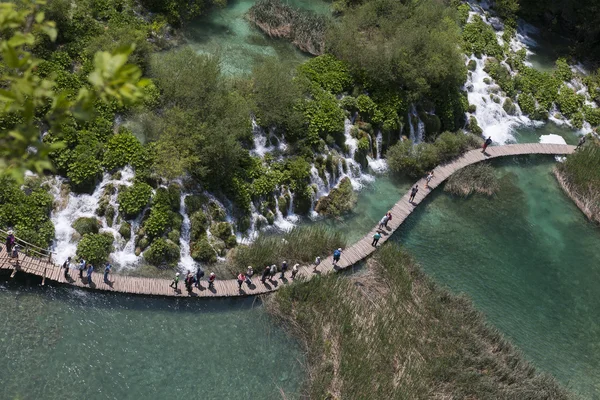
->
[72,217,101,236]
[143,238,180,267]
[435,132,480,163]
[468,116,483,135]
[462,15,503,58]
[118,182,152,219]
[298,54,352,94]
[208,201,227,222]
[517,93,536,115]
[445,163,499,196]
[554,58,573,82]
[102,129,145,171]
[467,59,477,71]
[211,222,233,242]
[185,194,208,214]
[556,85,584,118]
[76,233,114,266]
[503,98,517,115]
[302,88,345,145]
[191,237,217,263]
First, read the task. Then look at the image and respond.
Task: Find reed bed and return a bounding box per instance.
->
[445,163,499,197]
[266,244,572,399]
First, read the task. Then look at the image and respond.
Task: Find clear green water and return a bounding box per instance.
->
[0,285,304,399]
[184,0,330,75]
[392,157,600,398]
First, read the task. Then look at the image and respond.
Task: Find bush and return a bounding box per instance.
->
[102,129,145,171]
[119,222,131,240]
[298,54,352,94]
[556,85,584,118]
[191,237,217,263]
[143,238,180,267]
[190,210,208,241]
[185,194,208,214]
[76,233,114,266]
[302,88,345,145]
[118,182,152,219]
[445,163,499,196]
[463,15,504,58]
[72,217,101,236]
[467,59,477,71]
[211,222,233,242]
[435,132,480,163]
[503,98,517,115]
[468,116,483,135]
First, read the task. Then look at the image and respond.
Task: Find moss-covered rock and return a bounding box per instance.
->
[468,116,483,135]
[185,194,208,214]
[467,59,477,71]
[278,195,288,216]
[105,206,115,227]
[72,217,101,236]
[503,98,517,115]
[208,201,226,221]
[76,232,114,266]
[119,222,131,240]
[191,238,217,263]
[211,222,233,242]
[143,238,180,267]
[315,177,356,217]
[190,210,208,241]
[167,229,180,243]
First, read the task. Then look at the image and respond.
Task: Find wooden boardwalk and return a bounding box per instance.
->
[0,143,575,298]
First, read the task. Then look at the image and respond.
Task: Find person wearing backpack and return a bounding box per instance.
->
[269,264,277,281]
[372,232,382,247]
[332,248,342,266]
[482,136,492,153]
[104,263,111,284]
[261,266,270,284]
[280,261,288,279]
[5,230,15,255]
[170,272,180,291]
[195,267,205,288]
[62,257,72,279]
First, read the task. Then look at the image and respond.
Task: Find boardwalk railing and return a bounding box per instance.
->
[0,143,576,297]
[0,227,54,263]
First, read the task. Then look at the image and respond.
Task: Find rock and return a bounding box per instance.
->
[488,17,504,31]
[503,98,517,116]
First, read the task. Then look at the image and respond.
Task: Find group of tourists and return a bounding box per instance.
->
[61,257,112,285]
[170,267,215,293]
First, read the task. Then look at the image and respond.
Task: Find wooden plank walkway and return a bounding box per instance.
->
[1,144,575,298]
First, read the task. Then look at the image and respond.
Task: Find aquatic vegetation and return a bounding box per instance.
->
[72,217,101,236]
[266,244,570,399]
[143,237,180,267]
[117,182,152,219]
[445,163,499,197]
[463,15,504,58]
[314,177,357,216]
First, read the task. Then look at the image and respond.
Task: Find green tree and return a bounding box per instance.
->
[0,1,149,182]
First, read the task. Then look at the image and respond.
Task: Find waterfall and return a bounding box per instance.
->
[366,130,388,173]
[273,194,296,232]
[50,167,137,267]
[287,189,295,217]
[177,194,196,272]
[342,119,374,190]
[408,105,425,144]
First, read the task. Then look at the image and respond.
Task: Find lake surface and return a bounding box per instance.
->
[395,156,600,398]
[0,285,304,399]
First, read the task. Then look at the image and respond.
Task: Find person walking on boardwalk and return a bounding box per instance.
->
[409,185,419,204]
[576,135,586,150]
[86,264,94,285]
[291,264,299,279]
[237,272,245,290]
[385,212,392,228]
[372,232,382,247]
[313,256,321,272]
[261,265,270,284]
[280,261,288,279]
[245,266,254,286]
[103,263,111,283]
[333,248,342,266]
[425,170,435,189]
[170,272,180,291]
[482,136,492,153]
[269,264,277,281]
[208,272,216,289]
[195,267,205,288]
[78,259,86,279]
[185,272,194,294]
[62,256,72,279]
[5,230,15,255]
[379,214,389,229]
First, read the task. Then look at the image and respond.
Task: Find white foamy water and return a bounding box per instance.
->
[177,193,196,272]
[50,167,137,267]
[367,130,388,173]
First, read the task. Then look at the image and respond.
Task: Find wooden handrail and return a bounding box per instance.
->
[0,227,55,259]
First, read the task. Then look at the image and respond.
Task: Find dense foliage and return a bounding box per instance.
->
[76,232,114,265]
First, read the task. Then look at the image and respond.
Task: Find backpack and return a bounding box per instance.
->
[270,265,277,274]
[334,250,341,258]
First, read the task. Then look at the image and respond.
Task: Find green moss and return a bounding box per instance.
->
[211,222,233,242]
[468,116,483,135]
[208,201,227,222]
[185,194,209,214]
[191,237,217,263]
[315,177,356,216]
[467,59,477,71]
[462,15,504,58]
[119,222,131,240]
[298,54,352,94]
[117,182,152,219]
[503,98,517,116]
[143,238,180,267]
[72,217,101,236]
[102,129,146,171]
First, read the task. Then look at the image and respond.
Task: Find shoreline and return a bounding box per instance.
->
[553,167,600,224]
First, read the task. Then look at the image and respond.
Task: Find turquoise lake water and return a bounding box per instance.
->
[319,153,600,398]
[0,285,304,399]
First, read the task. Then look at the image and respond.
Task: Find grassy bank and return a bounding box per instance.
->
[555,140,600,223]
[265,244,571,399]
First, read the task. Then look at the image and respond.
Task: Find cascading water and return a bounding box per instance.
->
[177,194,196,272]
[408,105,425,144]
[272,193,297,232]
[340,119,374,190]
[50,167,137,267]
[366,130,388,173]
